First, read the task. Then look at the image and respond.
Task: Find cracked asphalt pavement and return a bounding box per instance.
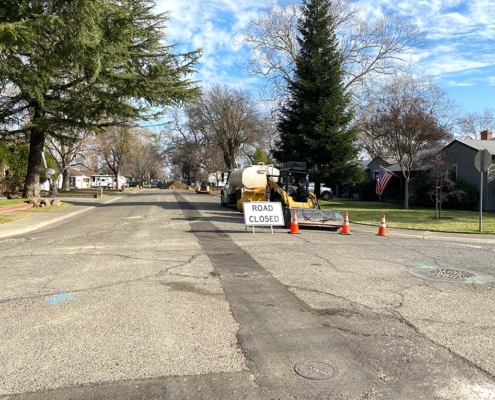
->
[0,190,494,399]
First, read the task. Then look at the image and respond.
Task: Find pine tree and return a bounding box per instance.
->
[273,0,362,190]
[0,0,201,198]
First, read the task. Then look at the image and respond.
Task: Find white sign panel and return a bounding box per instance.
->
[243,202,285,226]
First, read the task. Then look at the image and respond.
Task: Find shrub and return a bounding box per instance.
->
[353,180,377,201]
[444,179,479,210]
[411,175,435,207]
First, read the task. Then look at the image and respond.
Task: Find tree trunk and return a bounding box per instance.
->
[61,168,71,191]
[115,171,121,189]
[404,178,409,209]
[23,128,45,199]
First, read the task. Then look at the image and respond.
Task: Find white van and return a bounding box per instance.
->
[90,175,115,189]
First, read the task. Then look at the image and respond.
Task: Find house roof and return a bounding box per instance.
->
[68,167,92,177]
[444,140,495,154]
[365,147,442,173]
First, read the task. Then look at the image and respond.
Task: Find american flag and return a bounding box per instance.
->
[376,166,394,196]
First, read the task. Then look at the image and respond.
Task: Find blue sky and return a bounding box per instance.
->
[158,0,495,114]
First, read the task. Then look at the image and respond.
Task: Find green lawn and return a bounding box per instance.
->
[0,214,30,224]
[0,199,26,207]
[321,200,495,234]
[0,199,71,224]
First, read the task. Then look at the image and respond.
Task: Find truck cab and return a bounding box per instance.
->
[308,182,333,200]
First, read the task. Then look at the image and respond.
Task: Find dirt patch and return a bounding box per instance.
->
[162,180,191,190]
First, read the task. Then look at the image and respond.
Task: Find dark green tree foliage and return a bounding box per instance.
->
[274,0,362,188]
[0,0,200,198]
[0,141,29,193]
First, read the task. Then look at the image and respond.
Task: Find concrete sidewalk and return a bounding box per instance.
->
[0,195,124,240]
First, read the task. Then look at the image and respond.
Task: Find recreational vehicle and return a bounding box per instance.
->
[90,175,115,189]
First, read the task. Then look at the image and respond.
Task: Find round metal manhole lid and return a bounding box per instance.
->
[294,361,337,380]
[409,265,495,284]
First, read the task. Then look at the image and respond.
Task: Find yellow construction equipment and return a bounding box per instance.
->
[220,162,343,230]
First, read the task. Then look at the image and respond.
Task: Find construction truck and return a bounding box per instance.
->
[220,162,344,230]
[221,163,278,211]
[196,181,212,194]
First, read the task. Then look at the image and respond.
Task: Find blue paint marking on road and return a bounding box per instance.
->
[44,292,75,305]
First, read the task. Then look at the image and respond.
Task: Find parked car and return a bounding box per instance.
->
[150,182,157,188]
[308,182,333,200]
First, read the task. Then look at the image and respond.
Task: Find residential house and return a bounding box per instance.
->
[365,149,438,201]
[40,167,92,191]
[443,130,495,211]
[365,157,402,199]
[69,168,92,189]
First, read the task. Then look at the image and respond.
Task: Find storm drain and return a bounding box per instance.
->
[428,269,474,279]
[409,265,494,284]
[294,361,337,380]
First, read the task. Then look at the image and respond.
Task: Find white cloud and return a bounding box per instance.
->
[446,80,475,87]
[154,0,495,110]
[156,0,266,87]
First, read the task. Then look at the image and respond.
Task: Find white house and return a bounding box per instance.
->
[69,168,92,189]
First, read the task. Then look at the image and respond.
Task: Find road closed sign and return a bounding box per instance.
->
[243,202,284,226]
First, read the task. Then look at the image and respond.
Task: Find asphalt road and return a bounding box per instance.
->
[0,190,494,399]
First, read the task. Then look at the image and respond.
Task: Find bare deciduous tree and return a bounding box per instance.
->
[361,72,455,209]
[456,108,495,140]
[96,125,139,189]
[46,129,92,190]
[238,0,424,108]
[421,151,460,219]
[186,85,265,170]
[127,134,164,185]
[165,108,224,185]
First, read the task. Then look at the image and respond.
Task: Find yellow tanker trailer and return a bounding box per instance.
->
[220,163,278,212]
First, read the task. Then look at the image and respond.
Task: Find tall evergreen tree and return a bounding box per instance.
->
[273,0,362,191]
[0,0,200,198]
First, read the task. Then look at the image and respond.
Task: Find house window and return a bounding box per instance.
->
[449,165,457,181]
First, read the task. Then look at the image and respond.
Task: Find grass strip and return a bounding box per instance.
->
[321,200,495,234]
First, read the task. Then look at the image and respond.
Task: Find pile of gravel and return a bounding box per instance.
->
[163,180,191,190]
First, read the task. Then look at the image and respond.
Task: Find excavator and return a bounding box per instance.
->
[220,161,343,230]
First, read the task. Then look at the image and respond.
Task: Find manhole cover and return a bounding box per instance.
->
[428,269,474,279]
[294,361,337,380]
[408,265,495,284]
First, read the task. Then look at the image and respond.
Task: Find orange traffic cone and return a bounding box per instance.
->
[288,210,300,234]
[340,212,351,235]
[377,214,387,236]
